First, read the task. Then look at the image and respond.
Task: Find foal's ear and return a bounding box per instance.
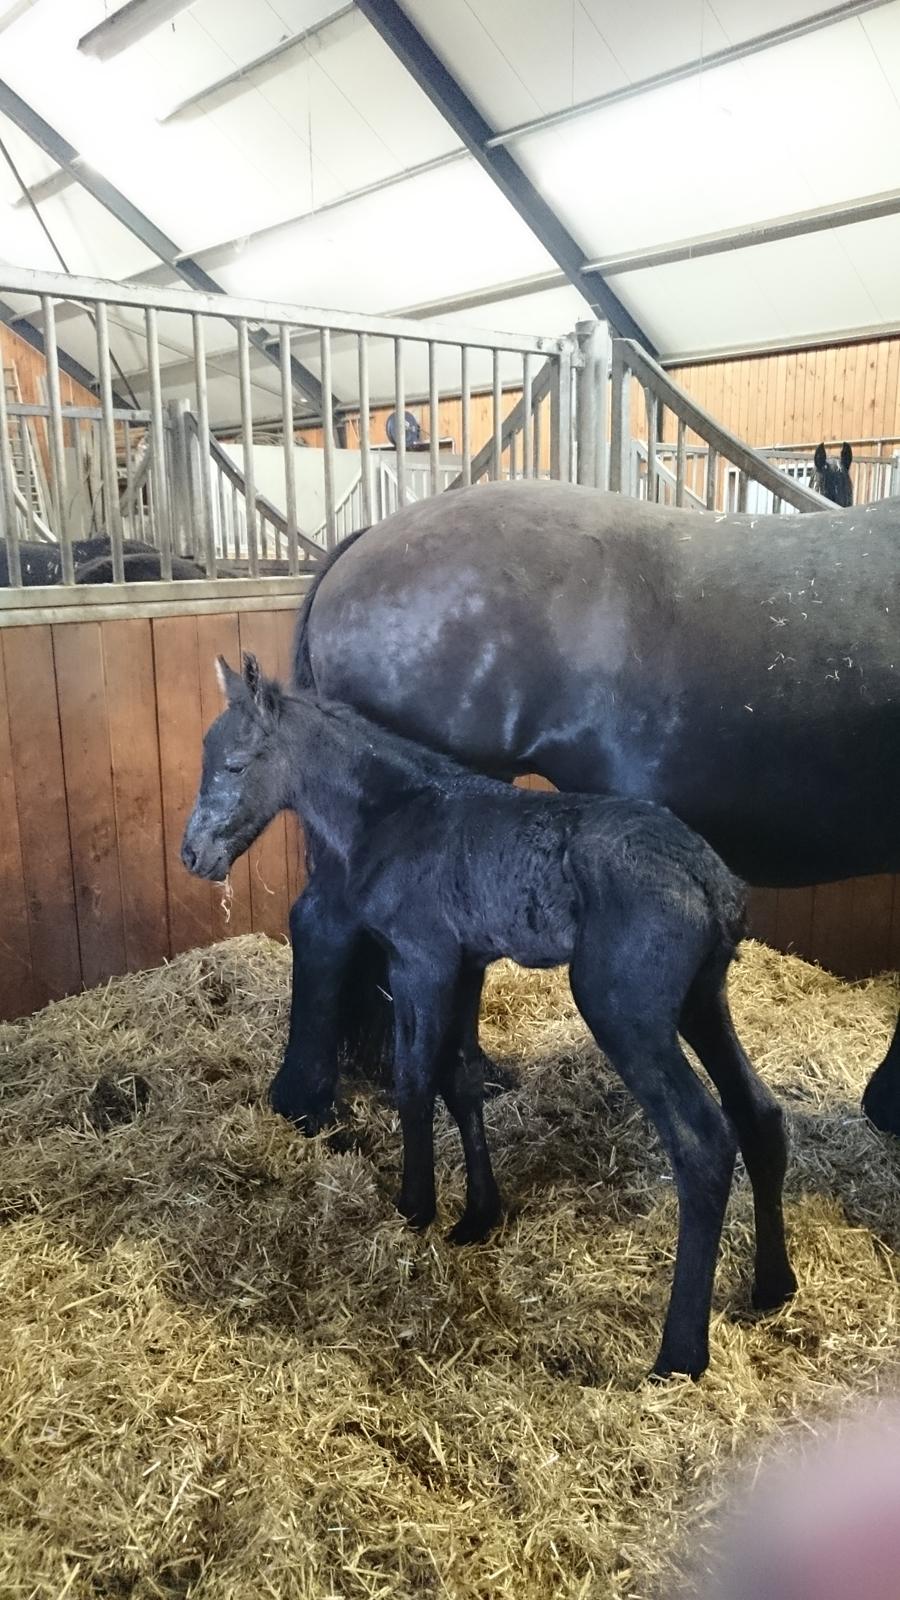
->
[215,655,244,704]
[841,442,853,469]
[814,443,827,471]
[241,650,282,724]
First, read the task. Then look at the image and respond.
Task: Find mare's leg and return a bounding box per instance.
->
[680,964,797,1311]
[268,884,358,1134]
[862,1011,900,1137]
[389,946,461,1231]
[569,918,736,1380]
[438,963,503,1245]
[455,963,519,1098]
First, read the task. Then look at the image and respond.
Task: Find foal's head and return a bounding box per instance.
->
[181,653,288,881]
[812,442,853,507]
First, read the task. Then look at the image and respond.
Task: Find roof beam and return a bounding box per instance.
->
[0,77,334,413]
[78,0,196,62]
[354,0,655,352]
[488,0,895,149]
[160,5,355,121]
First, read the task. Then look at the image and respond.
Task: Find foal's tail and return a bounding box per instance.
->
[292,524,371,690]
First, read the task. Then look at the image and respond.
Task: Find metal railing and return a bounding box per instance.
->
[0,265,570,590]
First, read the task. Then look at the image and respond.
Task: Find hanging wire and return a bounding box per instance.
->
[0,129,140,408]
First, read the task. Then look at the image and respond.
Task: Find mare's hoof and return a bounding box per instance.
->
[751,1266,798,1313]
[446,1205,503,1247]
[862,1071,900,1138]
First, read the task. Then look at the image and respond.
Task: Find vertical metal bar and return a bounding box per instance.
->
[217,469,228,559]
[237,319,259,577]
[0,372,20,583]
[675,417,686,508]
[575,321,596,487]
[393,337,406,507]
[533,388,542,478]
[646,389,659,505]
[595,322,610,489]
[19,418,35,541]
[167,398,192,560]
[95,301,124,581]
[357,333,372,524]
[551,340,574,484]
[123,422,134,540]
[41,295,72,582]
[279,324,298,574]
[608,348,630,494]
[492,349,502,482]
[508,429,516,482]
[232,482,241,560]
[738,469,749,512]
[320,327,336,548]
[773,493,782,515]
[145,306,172,580]
[706,446,718,510]
[460,346,472,485]
[522,353,533,480]
[428,339,439,496]
[192,312,216,579]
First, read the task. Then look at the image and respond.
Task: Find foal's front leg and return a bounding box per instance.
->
[438,964,503,1245]
[389,948,460,1230]
[268,884,359,1134]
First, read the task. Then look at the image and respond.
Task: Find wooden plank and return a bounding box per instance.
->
[196,611,254,939]
[881,337,900,450]
[274,607,307,909]
[53,623,127,990]
[809,880,854,976]
[153,613,213,955]
[747,887,779,950]
[772,354,788,446]
[821,343,837,444]
[831,342,848,444]
[774,886,815,962]
[238,611,291,943]
[1,626,81,1006]
[807,348,825,452]
[100,619,170,973]
[0,639,38,1019]
[843,875,896,978]
[870,340,891,444]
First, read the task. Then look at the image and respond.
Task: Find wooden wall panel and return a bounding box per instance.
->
[0,638,38,1019]
[237,611,293,942]
[154,614,214,957]
[196,613,254,940]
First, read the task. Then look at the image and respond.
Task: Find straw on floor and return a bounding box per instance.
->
[0,938,898,1599]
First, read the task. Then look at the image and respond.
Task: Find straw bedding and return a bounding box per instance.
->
[0,938,898,1599]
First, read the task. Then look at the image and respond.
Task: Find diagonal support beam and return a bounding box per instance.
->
[0,294,133,406]
[354,0,655,354]
[0,77,335,413]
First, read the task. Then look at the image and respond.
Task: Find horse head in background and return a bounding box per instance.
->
[813,441,853,506]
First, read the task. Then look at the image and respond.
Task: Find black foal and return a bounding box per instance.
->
[182,655,796,1379]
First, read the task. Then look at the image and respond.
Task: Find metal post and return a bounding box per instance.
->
[522,352,533,480]
[167,398,192,558]
[550,340,573,483]
[646,388,659,505]
[595,321,610,490]
[460,346,471,485]
[95,301,125,580]
[0,370,20,583]
[41,294,72,582]
[393,337,406,507]
[320,327,336,548]
[19,418,36,541]
[193,312,216,578]
[575,320,597,487]
[737,469,748,512]
[706,446,718,510]
[358,333,372,524]
[675,417,686,508]
[508,429,516,482]
[772,493,782,515]
[608,347,630,494]
[278,325,298,573]
[428,339,439,496]
[492,350,502,482]
[145,306,172,579]
[237,319,259,577]
[533,387,542,477]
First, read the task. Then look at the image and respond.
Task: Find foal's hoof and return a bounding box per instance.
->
[650,1348,708,1383]
[481,1059,520,1099]
[394,1192,436,1232]
[268,1078,335,1136]
[446,1203,503,1247]
[751,1266,798,1313]
[862,1071,900,1138]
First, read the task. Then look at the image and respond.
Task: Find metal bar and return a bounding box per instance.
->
[321,328,337,547]
[279,325,298,575]
[489,2,892,149]
[508,429,516,482]
[123,422,134,537]
[393,337,406,507]
[192,313,216,578]
[608,348,629,494]
[40,294,73,582]
[217,469,228,560]
[492,351,502,482]
[358,333,372,525]
[237,320,259,577]
[646,389,659,505]
[428,340,439,495]
[460,346,471,486]
[160,5,355,119]
[675,417,686,509]
[706,447,718,510]
[533,386,542,477]
[353,0,654,348]
[7,402,151,422]
[95,301,125,580]
[145,306,172,579]
[773,494,783,515]
[0,365,20,582]
[521,353,533,481]
[575,320,597,487]
[737,470,749,512]
[18,418,36,541]
[78,0,195,60]
[594,322,610,490]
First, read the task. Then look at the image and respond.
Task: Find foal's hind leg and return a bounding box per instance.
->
[389,945,461,1230]
[268,883,357,1133]
[862,1011,900,1137]
[570,929,736,1380]
[680,966,797,1312]
[437,964,503,1246]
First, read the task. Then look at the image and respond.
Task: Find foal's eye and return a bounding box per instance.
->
[225,756,249,774]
